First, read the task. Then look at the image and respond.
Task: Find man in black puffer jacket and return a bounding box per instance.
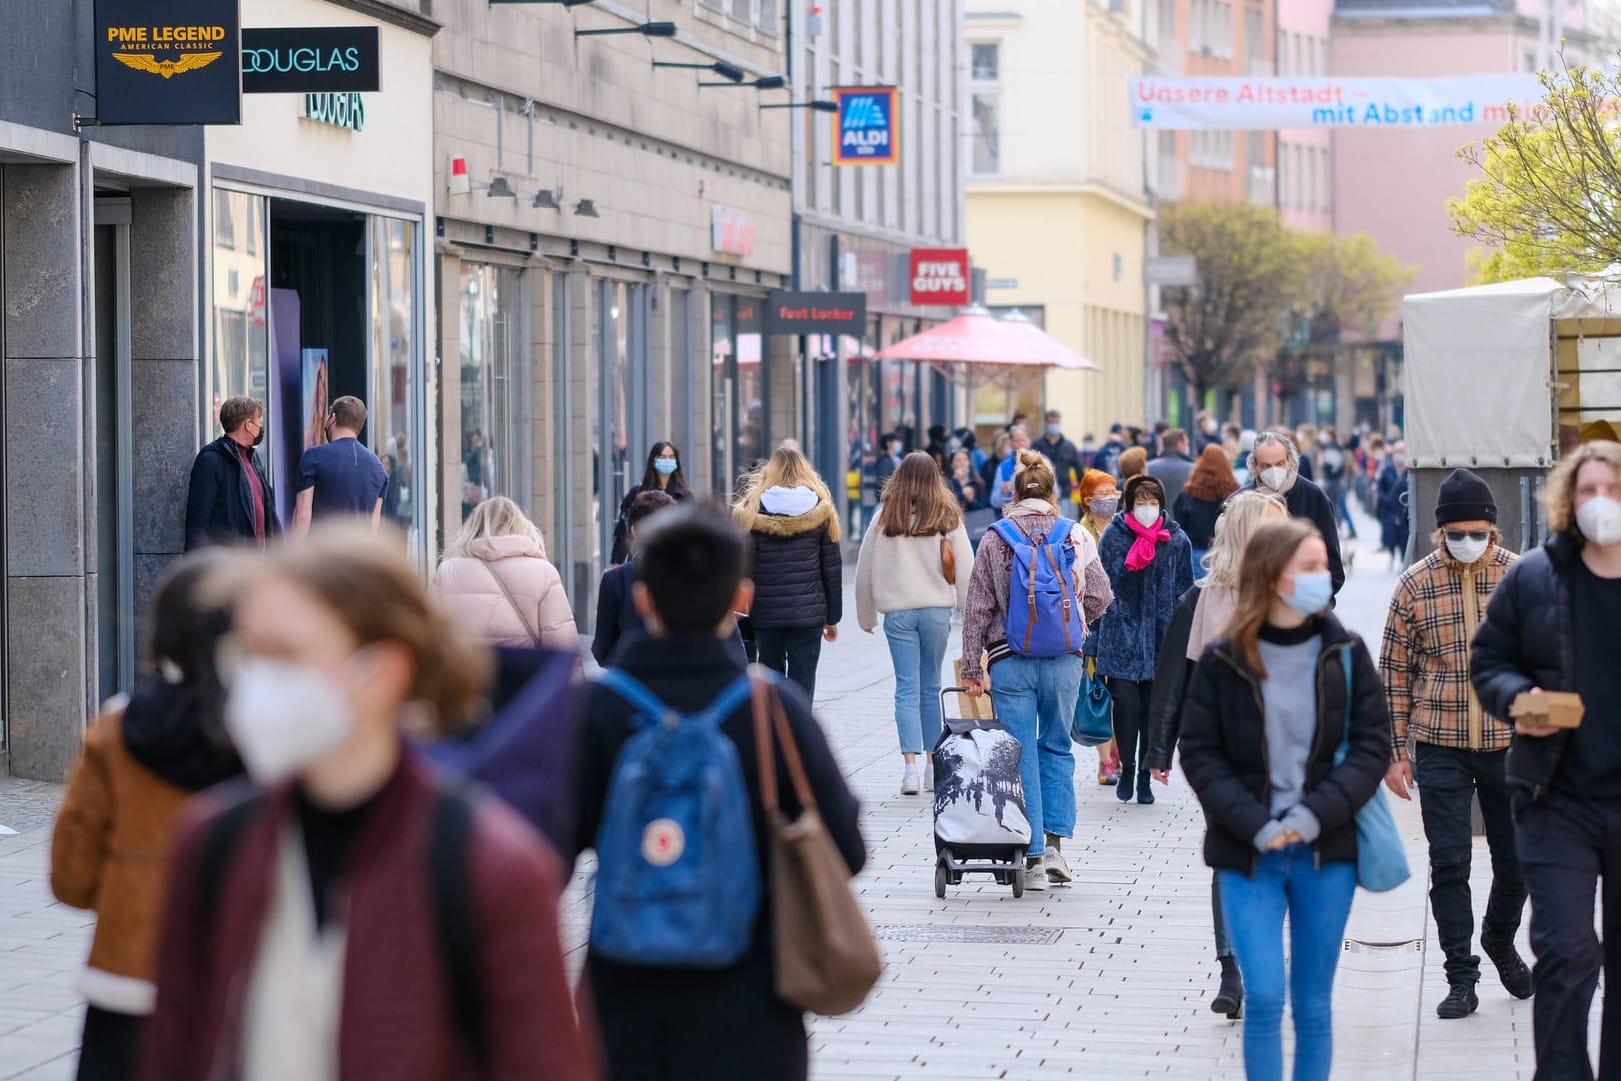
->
[1470,441,1621,1079]
[738,451,843,699]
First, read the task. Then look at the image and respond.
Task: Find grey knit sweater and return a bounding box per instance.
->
[1253,623,1326,851]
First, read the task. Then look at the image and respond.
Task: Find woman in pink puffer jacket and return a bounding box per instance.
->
[434,497,579,651]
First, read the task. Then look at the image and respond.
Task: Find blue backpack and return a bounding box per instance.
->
[991,518,1086,657]
[590,669,762,968]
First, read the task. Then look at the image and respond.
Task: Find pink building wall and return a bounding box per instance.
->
[1279,0,1335,234]
[1331,16,1549,337]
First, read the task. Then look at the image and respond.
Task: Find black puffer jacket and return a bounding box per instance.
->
[1470,531,1579,800]
[1179,614,1389,875]
[1145,585,1201,771]
[747,495,843,630]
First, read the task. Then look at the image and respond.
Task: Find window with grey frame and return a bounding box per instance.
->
[458,263,529,520]
[970,42,1000,178]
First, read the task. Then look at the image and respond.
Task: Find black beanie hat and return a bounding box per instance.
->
[1435,468,1496,526]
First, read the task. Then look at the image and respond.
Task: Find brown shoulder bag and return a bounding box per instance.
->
[940,534,957,585]
[748,667,882,1015]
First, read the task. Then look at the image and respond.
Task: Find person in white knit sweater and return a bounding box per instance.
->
[856,453,975,795]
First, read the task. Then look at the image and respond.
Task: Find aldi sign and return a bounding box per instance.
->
[833,87,899,166]
[909,248,970,307]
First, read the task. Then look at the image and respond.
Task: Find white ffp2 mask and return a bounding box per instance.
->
[1578,496,1621,547]
[224,658,357,785]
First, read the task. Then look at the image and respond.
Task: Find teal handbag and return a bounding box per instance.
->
[1071,659,1115,747]
[1335,655,1410,893]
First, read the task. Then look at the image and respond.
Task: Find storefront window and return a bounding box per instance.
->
[368,216,419,544]
[458,264,524,519]
[209,189,269,435]
[710,293,767,497]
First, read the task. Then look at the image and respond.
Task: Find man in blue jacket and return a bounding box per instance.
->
[183,396,279,550]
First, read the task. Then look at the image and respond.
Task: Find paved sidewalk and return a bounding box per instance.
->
[0,511,1592,1079]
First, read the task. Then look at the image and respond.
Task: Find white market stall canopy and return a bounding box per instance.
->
[1403,276,1621,469]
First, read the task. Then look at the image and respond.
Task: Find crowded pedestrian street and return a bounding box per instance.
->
[0,510,1581,1081]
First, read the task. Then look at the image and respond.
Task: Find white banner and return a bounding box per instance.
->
[1129,74,1542,130]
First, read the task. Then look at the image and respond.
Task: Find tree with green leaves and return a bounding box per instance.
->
[1450,59,1621,282]
[1159,201,1299,403]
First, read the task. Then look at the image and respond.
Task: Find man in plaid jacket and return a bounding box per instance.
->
[1380,469,1533,1021]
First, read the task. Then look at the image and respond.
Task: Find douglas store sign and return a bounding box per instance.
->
[242,27,380,93]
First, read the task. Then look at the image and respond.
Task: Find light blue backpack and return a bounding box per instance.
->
[590,669,762,967]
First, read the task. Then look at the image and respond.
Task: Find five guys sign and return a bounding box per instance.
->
[909,248,970,307]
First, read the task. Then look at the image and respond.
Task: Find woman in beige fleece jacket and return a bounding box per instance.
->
[856,453,974,796]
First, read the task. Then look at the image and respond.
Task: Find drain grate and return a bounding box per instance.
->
[1343,939,1424,953]
[871,924,1064,945]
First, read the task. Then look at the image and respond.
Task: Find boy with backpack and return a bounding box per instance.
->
[571,503,867,1081]
[961,450,1114,888]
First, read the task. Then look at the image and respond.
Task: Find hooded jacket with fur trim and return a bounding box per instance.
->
[746,486,844,629]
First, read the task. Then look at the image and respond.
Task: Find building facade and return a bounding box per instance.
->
[0,2,209,779]
[1278,0,1333,234]
[1333,0,1585,337]
[788,0,969,516]
[433,0,791,626]
[965,1,1153,443]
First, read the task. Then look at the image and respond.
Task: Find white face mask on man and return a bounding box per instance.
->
[1259,466,1292,492]
[1578,496,1621,547]
[224,656,362,784]
[1445,536,1490,565]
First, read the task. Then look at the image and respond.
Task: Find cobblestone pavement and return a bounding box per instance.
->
[0,507,1593,1079]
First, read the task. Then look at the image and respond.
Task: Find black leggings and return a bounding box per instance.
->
[754,626,824,700]
[1109,677,1154,780]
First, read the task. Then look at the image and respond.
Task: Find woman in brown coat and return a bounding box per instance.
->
[52,551,248,1081]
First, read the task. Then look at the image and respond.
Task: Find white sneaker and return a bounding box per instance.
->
[900,763,921,795]
[1044,847,1073,886]
[1023,859,1048,891]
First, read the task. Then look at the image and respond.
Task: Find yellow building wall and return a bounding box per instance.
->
[968,190,1147,441]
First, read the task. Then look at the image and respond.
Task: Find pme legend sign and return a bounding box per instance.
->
[95,0,242,125]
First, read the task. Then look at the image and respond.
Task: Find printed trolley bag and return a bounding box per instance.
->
[932,687,1032,898]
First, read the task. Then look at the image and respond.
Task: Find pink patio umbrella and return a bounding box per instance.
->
[874,306,1096,388]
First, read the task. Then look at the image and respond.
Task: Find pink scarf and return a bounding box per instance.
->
[1124,513,1170,572]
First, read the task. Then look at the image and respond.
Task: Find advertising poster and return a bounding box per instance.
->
[302,348,330,452]
[268,289,302,526]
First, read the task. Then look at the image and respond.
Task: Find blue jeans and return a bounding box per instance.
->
[989,653,1083,858]
[1219,846,1357,1081]
[882,608,953,755]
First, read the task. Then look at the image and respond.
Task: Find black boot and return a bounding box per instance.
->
[1136,771,1155,805]
[1116,770,1135,802]
[1211,955,1243,1019]
[1436,982,1479,1019]
[1483,940,1535,1000]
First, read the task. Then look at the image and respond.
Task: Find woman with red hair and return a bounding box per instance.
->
[1077,469,1123,784]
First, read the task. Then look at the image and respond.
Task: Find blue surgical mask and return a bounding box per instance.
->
[1281,571,1333,617]
[1045,424,1061,438]
[654,458,678,476]
[1000,446,1013,460]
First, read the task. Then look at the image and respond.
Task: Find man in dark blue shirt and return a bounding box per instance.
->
[292,395,389,534]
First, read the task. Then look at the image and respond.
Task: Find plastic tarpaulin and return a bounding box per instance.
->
[1403,279,1559,469]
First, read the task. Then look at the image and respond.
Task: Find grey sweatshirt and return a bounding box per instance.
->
[1254,623,1325,851]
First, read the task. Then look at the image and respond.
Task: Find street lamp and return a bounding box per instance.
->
[575,21,677,37]
[699,74,786,90]
[760,99,838,112]
[653,60,746,83]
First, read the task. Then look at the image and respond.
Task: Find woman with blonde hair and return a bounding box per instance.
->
[434,495,578,651]
[734,444,842,697]
[138,525,594,1081]
[1145,489,1286,1019]
[1180,518,1387,1081]
[961,449,1114,889]
[856,452,974,795]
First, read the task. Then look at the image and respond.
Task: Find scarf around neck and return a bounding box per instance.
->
[1124,513,1170,572]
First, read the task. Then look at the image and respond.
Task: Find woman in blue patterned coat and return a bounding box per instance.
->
[1096,474,1195,804]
